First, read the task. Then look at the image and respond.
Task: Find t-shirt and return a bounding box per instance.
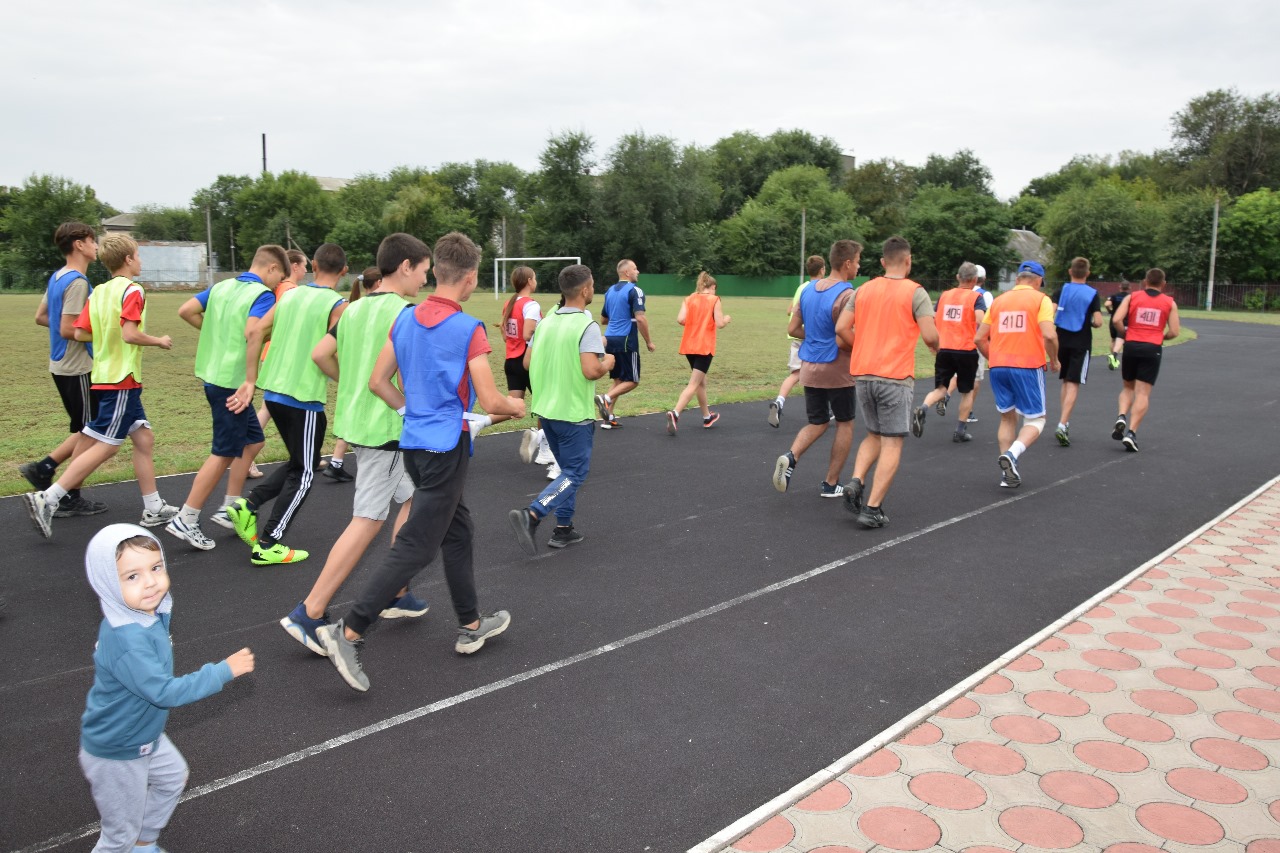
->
[74,284,146,390]
[193,281,276,319]
[849,284,934,387]
[788,279,815,341]
[45,273,93,376]
[601,282,645,349]
[798,287,855,389]
[408,296,491,428]
[1051,285,1102,350]
[527,308,606,355]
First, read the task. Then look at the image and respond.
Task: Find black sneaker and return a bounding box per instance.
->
[911,406,926,438]
[323,463,354,483]
[18,462,53,492]
[842,477,864,515]
[508,508,540,556]
[936,394,950,417]
[857,506,889,528]
[952,431,973,443]
[55,494,109,517]
[548,525,585,548]
[772,451,796,493]
[1122,431,1139,452]
[1112,415,1128,441]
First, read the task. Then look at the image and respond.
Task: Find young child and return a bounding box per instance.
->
[24,235,179,540]
[317,232,524,691]
[324,266,380,483]
[667,271,731,434]
[79,524,253,853]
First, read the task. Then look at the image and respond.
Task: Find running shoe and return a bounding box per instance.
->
[1055,425,1070,447]
[509,508,540,556]
[819,481,845,498]
[317,621,369,691]
[998,451,1021,488]
[772,451,796,493]
[842,477,864,515]
[857,506,889,529]
[23,491,55,540]
[952,431,973,443]
[1112,415,1128,441]
[546,461,561,480]
[164,516,216,550]
[140,503,180,528]
[251,542,308,566]
[280,602,329,656]
[519,428,540,464]
[381,591,430,619]
[323,464,354,483]
[247,465,265,479]
[767,401,782,428]
[534,437,554,466]
[226,498,258,546]
[1108,353,1119,370]
[965,415,979,424]
[702,412,720,429]
[54,494,108,517]
[548,525,585,549]
[18,461,53,492]
[604,417,621,429]
[455,610,511,655]
[1122,431,1139,453]
[666,410,678,435]
[936,394,950,417]
[209,505,235,530]
[911,406,927,438]
[594,394,611,422]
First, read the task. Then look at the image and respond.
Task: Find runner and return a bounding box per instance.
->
[975,260,1059,488]
[1106,280,1131,369]
[1051,256,1103,446]
[1111,268,1179,452]
[769,255,825,428]
[666,272,731,434]
[596,259,654,428]
[912,261,984,443]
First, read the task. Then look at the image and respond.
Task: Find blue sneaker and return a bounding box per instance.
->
[279,602,329,656]
[381,591,430,619]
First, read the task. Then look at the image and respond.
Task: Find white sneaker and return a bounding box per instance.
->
[140,503,180,528]
[165,516,216,550]
[518,428,539,464]
[209,505,235,529]
[23,491,56,540]
[534,435,554,466]
[546,461,561,480]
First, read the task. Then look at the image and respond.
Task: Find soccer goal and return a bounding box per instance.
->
[492,256,580,299]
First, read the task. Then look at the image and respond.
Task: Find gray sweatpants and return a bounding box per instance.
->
[78,734,188,852]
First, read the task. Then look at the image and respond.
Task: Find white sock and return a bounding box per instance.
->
[329,458,343,469]
[46,483,69,503]
[1058,422,1068,430]
[775,396,785,407]
[1009,440,1027,459]
[142,491,163,513]
[224,494,238,509]
[179,504,200,525]
[604,395,612,405]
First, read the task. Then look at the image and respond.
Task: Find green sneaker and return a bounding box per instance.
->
[251,542,309,566]
[226,498,258,546]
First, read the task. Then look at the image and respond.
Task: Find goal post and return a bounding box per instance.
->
[493,256,581,299]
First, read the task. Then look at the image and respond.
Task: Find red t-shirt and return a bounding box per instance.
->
[398,296,491,430]
[75,285,145,389]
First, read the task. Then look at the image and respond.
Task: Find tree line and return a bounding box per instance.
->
[2,89,1278,288]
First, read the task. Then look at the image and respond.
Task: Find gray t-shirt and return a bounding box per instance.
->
[45,273,93,376]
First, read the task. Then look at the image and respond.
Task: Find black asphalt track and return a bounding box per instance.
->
[2,318,1278,853]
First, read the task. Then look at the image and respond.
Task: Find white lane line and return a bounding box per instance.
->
[13,458,1124,853]
[689,471,1280,853]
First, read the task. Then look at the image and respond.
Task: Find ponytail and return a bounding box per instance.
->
[695,271,717,293]
[502,266,536,327]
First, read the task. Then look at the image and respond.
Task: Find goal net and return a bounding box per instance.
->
[492,256,581,299]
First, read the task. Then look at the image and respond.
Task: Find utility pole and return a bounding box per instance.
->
[1206,195,1220,311]
[229,225,238,271]
[262,133,268,174]
[799,207,807,281]
[204,205,215,285]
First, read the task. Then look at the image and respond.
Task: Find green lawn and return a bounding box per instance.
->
[1179,308,1280,326]
[0,290,1200,496]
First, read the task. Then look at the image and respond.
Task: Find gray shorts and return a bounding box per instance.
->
[856,380,913,437]
[352,447,414,521]
[787,339,802,372]
[976,352,989,382]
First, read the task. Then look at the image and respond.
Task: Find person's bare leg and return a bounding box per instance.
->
[1060,381,1080,426]
[864,436,903,506]
[778,370,800,399]
[304,518,384,618]
[790,422,830,461]
[47,433,80,465]
[674,371,705,414]
[1117,381,1136,419]
[851,431,881,482]
[51,440,119,491]
[183,455,235,513]
[1129,382,1154,432]
[957,390,977,425]
[227,442,263,498]
[922,384,947,409]
[129,428,158,496]
[824,420,853,486]
[998,411,1019,453]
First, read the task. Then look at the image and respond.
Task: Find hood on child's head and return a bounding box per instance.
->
[85,523,173,628]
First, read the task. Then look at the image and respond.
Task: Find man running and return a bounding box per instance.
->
[1111,268,1179,452]
[1105,281,1131,369]
[769,255,825,428]
[595,259,654,428]
[1051,256,1103,446]
[913,262,985,443]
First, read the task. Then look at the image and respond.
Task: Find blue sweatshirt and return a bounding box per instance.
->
[80,524,233,761]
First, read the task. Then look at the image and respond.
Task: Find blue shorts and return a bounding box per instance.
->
[988,366,1046,418]
[83,388,150,446]
[205,384,266,457]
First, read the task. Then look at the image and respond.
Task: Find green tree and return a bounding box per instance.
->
[1039,179,1159,281]
[709,129,844,220]
[192,175,253,269]
[916,149,994,196]
[903,185,1014,280]
[381,175,477,248]
[841,158,917,245]
[435,160,528,253]
[525,131,602,269]
[1217,188,1280,281]
[327,173,398,270]
[233,171,337,257]
[1153,189,1221,282]
[1004,194,1048,232]
[133,205,198,241]
[1171,89,1280,194]
[720,165,868,277]
[0,174,111,279]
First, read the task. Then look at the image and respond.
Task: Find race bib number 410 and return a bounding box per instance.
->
[998,311,1029,333]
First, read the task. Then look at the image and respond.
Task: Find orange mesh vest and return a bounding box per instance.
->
[936,288,980,351]
[678,292,719,356]
[849,277,921,380]
[988,288,1049,368]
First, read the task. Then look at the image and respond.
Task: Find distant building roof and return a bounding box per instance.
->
[102,213,138,231]
[1008,229,1049,264]
[315,176,350,192]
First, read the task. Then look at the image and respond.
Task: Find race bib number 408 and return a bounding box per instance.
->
[998,311,1029,333]
[1135,307,1162,326]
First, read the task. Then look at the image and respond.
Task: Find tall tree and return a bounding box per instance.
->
[233,171,338,257]
[916,149,994,196]
[381,175,477,248]
[709,129,845,220]
[1171,89,1280,194]
[1153,189,1221,282]
[132,205,198,242]
[0,174,111,278]
[903,185,1013,280]
[525,131,602,269]
[1039,179,1159,281]
[191,175,253,269]
[842,158,918,244]
[1217,188,1280,281]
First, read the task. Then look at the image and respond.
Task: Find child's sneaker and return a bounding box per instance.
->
[251,542,308,566]
[767,400,782,428]
[534,440,555,466]
[322,463,354,483]
[23,491,56,540]
[455,610,511,654]
[381,591,430,619]
[279,602,330,656]
[139,503,180,528]
[772,451,796,493]
[54,494,108,517]
[226,498,258,545]
[1108,353,1119,370]
[18,461,53,492]
[209,505,235,530]
[519,428,540,464]
[666,410,678,435]
[702,412,720,429]
[546,461,561,480]
[548,525,585,548]
[164,516,216,550]
[316,620,369,691]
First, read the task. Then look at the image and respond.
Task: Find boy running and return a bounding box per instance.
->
[247,249,308,480]
[1111,268,1179,452]
[164,246,285,551]
[509,263,613,553]
[913,261,984,443]
[24,235,179,539]
[769,255,825,427]
[667,272,731,434]
[1051,256,1103,446]
[1106,280,1131,369]
[975,261,1059,488]
[595,259,654,428]
[316,233,523,691]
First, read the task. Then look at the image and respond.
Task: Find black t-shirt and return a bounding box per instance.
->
[1052,286,1102,350]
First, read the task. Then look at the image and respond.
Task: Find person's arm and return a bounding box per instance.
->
[312,333,339,381]
[469,354,525,418]
[1165,303,1181,340]
[1040,321,1060,372]
[676,298,688,326]
[523,317,538,342]
[834,291,855,349]
[178,296,205,329]
[112,645,236,710]
[1111,295,1131,333]
[1089,294,1103,328]
[789,308,807,340]
[636,311,655,351]
[975,321,991,360]
[714,297,731,329]
[229,309,270,414]
[578,322,613,379]
[121,320,172,350]
[35,296,49,328]
[917,315,939,353]
[1091,310,1104,328]
[369,340,405,412]
[327,301,347,330]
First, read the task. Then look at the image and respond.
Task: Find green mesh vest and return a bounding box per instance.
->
[530,309,596,423]
[334,293,410,446]
[258,286,345,404]
[194,278,269,388]
[89,276,146,385]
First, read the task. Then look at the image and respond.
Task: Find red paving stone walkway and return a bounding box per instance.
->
[705,480,1280,853]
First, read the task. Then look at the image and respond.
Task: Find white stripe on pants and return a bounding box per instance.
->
[79,734,188,853]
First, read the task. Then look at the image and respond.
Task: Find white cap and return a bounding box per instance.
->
[974,264,987,281]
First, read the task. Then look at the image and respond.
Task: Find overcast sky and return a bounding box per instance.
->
[2,0,1277,212]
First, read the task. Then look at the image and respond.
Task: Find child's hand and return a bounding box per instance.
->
[226,647,255,677]
[157,335,173,350]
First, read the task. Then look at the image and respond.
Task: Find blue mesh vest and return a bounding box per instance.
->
[47,270,93,361]
[1054,282,1097,333]
[797,281,852,363]
[391,309,482,453]
[603,281,636,339]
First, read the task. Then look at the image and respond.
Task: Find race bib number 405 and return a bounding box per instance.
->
[998,311,1029,333]
[943,305,964,322]
[1135,307,1162,326]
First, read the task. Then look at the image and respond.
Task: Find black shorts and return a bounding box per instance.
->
[933,350,979,394]
[1121,341,1162,385]
[803,385,856,425]
[685,354,713,373]
[1109,321,1126,341]
[52,372,101,434]
[606,341,641,383]
[1058,346,1091,384]
[504,356,531,394]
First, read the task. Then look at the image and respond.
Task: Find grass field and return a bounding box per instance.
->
[1180,308,1280,326]
[0,290,1197,496]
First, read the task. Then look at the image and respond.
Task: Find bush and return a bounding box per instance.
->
[1243,289,1268,311]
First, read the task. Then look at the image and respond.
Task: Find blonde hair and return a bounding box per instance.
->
[695,271,717,293]
[99,234,138,273]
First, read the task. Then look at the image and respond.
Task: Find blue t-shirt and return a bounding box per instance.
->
[193,272,276,319]
[602,281,645,350]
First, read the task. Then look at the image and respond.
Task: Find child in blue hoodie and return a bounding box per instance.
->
[79,524,254,853]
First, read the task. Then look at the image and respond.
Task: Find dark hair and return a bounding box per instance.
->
[313,243,347,275]
[54,222,96,256]
[350,266,381,302]
[881,236,911,264]
[502,266,536,327]
[558,263,593,297]
[805,255,826,278]
[376,233,432,277]
[829,239,863,273]
[286,249,308,267]
[1144,268,1166,287]
[1069,257,1091,279]
[251,245,290,274]
[115,534,161,560]
[432,232,483,286]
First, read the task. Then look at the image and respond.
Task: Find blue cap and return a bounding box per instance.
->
[1017,260,1045,278]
